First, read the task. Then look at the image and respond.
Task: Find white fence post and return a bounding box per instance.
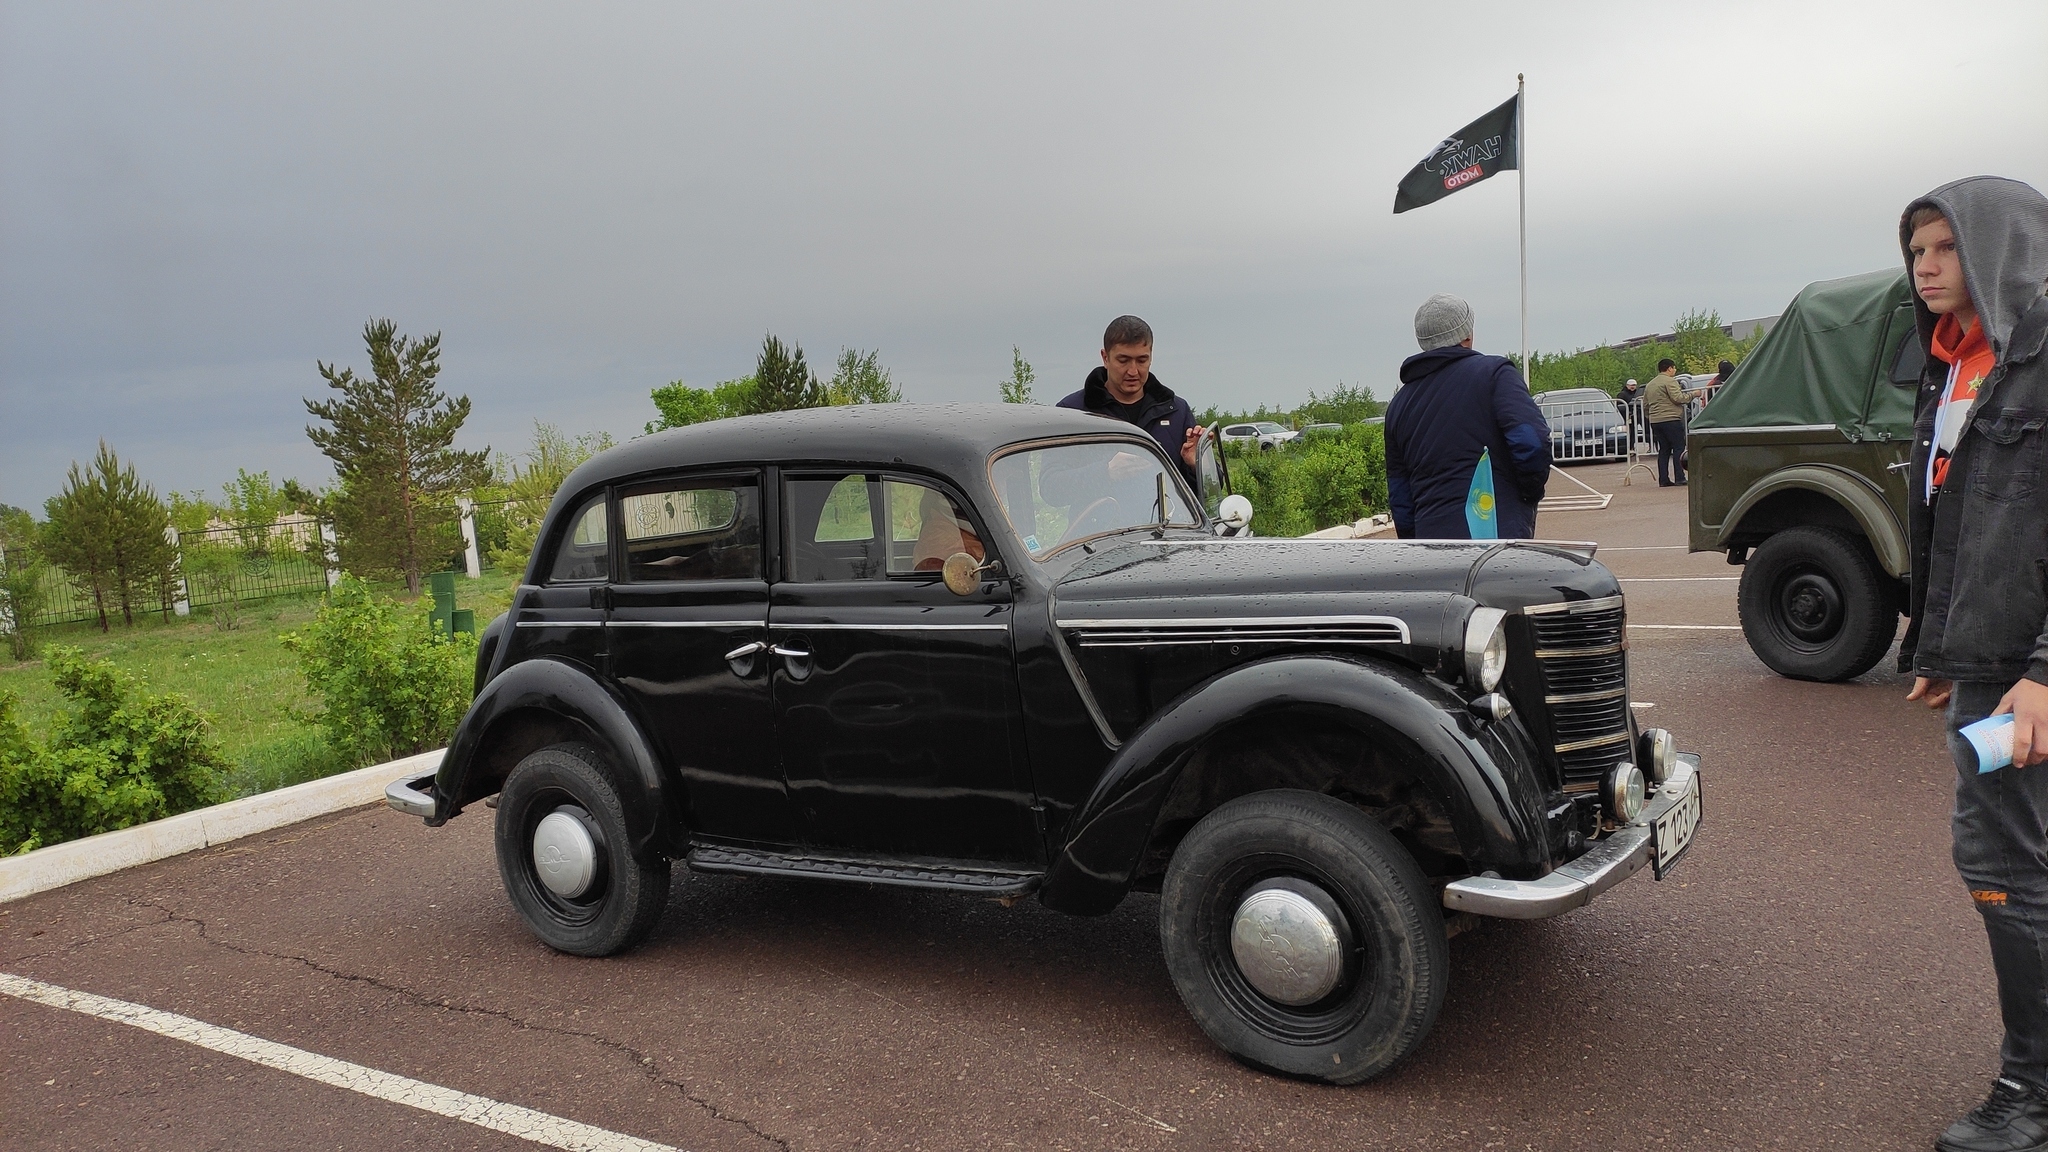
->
[0,545,15,638]
[318,519,342,589]
[1620,396,1655,487]
[165,525,191,617]
[458,498,480,579]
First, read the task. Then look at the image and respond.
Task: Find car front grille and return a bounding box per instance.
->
[1527,598,1630,793]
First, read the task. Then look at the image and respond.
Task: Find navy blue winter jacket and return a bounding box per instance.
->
[1384,346,1552,539]
[1057,368,1199,487]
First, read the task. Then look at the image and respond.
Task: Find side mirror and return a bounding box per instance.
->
[942,552,998,596]
[1216,494,1254,533]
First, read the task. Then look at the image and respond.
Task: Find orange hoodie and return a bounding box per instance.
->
[1927,312,1995,492]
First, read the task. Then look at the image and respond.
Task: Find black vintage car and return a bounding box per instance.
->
[387,403,1703,1084]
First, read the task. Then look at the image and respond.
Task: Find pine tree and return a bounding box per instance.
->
[751,334,822,413]
[41,443,175,630]
[1000,346,1036,404]
[305,320,490,594]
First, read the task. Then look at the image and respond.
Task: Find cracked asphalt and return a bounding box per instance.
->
[3,465,1998,1150]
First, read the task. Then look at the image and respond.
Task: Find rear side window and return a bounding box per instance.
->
[547,493,609,583]
[619,478,761,582]
[1890,323,1928,386]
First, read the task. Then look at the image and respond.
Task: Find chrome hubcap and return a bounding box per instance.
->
[1229,881,1347,1006]
[533,810,598,899]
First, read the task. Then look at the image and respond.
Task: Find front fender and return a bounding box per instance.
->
[1721,464,1908,578]
[434,657,681,859]
[1038,655,1546,915]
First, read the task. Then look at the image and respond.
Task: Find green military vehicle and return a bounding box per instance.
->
[1687,269,1928,681]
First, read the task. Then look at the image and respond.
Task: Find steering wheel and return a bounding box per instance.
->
[1059,497,1120,545]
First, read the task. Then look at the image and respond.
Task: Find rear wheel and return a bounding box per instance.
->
[495,743,670,956]
[1160,790,1447,1085]
[1738,526,1898,682]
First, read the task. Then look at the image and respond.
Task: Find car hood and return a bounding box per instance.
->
[1050,537,1621,654]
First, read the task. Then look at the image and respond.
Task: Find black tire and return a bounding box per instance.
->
[1737,526,1898,682]
[495,743,671,956]
[1160,790,1447,1085]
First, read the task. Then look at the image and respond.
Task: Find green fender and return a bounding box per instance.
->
[1719,464,1908,579]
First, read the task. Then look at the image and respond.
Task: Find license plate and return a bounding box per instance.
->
[1651,771,1702,879]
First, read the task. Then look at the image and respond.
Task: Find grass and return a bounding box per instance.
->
[0,568,519,799]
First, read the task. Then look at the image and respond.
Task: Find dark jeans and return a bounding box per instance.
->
[1652,420,1687,485]
[1950,679,2048,1088]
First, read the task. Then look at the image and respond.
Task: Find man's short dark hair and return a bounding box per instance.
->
[1656,358,1677,373]
[1103,315,1153,350]
[1909,204,1947,233]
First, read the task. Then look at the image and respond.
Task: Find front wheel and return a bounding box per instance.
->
[495,743,671,956]
[1737,526,1898,682]
[1160,790,1447,1085]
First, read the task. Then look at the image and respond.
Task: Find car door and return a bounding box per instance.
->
[512,488,611,671]
[771,471,1040,865]
[604,472,793,846]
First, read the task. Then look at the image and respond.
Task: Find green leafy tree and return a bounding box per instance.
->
[0,507,49,660]
[304,320,491,594]
[41,443,177,630]
[0,648,227,854]
[282,576,476,765]
[752,334,822,412]
[485,422,615,571]
[1000,346,1036,404]
[1296,383,1382,426]
[827,348,902,405]
[166,491,219,535]
[645,376,763,432]
[222,469,287,554]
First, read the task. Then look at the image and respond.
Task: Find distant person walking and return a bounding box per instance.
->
[1057,315,1201,487]
[1645,359,1689,486]
[1616,377,1647,443]
[1384,294,1552,539]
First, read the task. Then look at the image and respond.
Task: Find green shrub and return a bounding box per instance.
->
[0,648,228,854]
[1225,424,1388,538]
[282,576,475,766]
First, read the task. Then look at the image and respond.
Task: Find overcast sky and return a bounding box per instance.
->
[4,1,2045,509]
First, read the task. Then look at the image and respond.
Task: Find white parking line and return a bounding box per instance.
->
[0,972,682,1152]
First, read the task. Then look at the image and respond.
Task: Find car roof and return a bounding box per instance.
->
[559,403,1156,493]
[1539,387,1610,401]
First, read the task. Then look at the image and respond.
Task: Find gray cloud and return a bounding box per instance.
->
[4,0,2045,507]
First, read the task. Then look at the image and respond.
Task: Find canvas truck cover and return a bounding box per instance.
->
[1692,269,1921,438]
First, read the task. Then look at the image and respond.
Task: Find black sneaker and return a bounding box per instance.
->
[1939,1078,2048,1151]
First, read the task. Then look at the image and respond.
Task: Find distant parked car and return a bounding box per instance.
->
[1219,421,1299,451]
[1296,422,1344,440]
[1536,388,1630,463]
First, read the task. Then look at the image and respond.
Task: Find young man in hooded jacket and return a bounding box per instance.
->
[1894,176,2048,1152]
[1384,293,1552,538]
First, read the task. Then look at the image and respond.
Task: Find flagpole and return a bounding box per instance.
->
[1518,73,1528,390]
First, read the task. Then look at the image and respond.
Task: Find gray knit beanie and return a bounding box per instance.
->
[1414,293,1474,351]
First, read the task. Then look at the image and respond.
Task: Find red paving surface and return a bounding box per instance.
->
[3,469,1992,1150]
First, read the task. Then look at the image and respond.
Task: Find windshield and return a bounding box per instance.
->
[1545,401,1617,419]
[989,440,1199,559]
[1254,422,1287,434]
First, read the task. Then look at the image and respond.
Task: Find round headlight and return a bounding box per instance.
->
[1606,764,1646,822]
[1463,607,1509,692]
[1638,728,1676,784]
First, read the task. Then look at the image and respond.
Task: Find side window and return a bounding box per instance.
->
[547,493,609,583]
[1890,322,1928,386]
[785,474,983,582]
[619,479,761,582]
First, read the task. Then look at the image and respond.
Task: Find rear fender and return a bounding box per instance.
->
[1721,465,1908,578]
[434,658,681,858]
[1038,655,1545,915]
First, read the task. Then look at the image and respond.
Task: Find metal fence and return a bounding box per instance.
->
[2,520,338,631]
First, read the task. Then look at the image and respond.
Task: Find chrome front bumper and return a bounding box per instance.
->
[384,772,438,819]
[1441,755,1701,920]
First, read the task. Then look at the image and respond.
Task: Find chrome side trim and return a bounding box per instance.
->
[1442,756,1699,919]
[514,620,605,628]
[772,622,1009,632]
[1075,634,1399,649]
[608,619,766,628]
[384,772,437,819]
[1521,594,1626,616]
[1057,615,1411,645]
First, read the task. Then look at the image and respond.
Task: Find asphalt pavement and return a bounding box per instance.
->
[3,462,1991,1151]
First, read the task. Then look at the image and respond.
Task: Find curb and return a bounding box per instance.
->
[0,749,444,904]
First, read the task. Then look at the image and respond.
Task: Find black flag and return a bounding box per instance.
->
[1392,94,1520,214]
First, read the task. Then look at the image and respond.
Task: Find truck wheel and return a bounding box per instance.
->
[1738,526,1898,682]
[1160,790,1446,1085]
[495,743,670,956]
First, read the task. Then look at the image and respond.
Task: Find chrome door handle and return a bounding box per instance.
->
[724,641,768,661]
[768,643,810,658]
[1885,460,1913,472]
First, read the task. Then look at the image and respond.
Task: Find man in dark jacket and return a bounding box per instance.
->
[1057,315,1200,488]
[1893,176,2048,1152]
[1384,294,1552,538]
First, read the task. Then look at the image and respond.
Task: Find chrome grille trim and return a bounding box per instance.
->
[1527,601,1632,792]
[1522,594,1626,616]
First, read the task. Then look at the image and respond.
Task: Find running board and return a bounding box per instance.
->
[685,846,1043,896]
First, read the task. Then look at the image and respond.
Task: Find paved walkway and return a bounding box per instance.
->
[4,467,1985,1150]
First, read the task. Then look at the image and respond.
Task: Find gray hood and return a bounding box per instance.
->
[1898,175,2048,363]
